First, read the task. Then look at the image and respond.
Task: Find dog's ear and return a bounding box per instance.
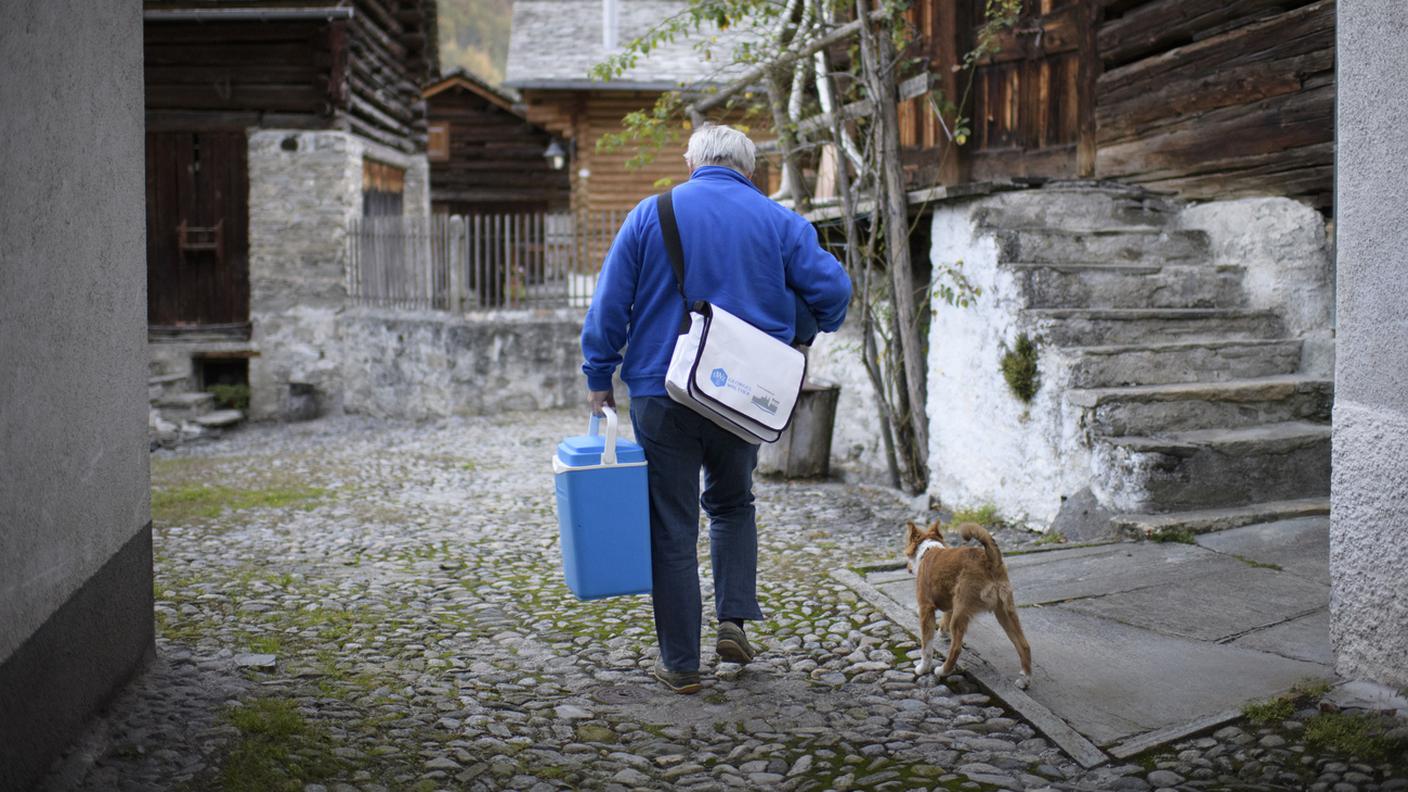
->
[927,519,943,537]
[905,521,921,543]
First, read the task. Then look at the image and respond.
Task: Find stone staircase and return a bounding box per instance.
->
[148,363,244,448]
[938,184,1332,537]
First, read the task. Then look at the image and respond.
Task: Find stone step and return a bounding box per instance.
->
[1068,376,1334,436]
[992,227,1211,265]
[147,373,189,401]
[972,184,1180,230]
[1005,262,1246,310]
[152,391,215,417]
[1111,497,1330,539]
[1027,308,1285,347]
[1065,338,1302,389]
[1092,422,1330,514]
[193,409,244,428]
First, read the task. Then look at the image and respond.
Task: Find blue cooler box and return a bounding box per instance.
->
[552,410,652,600]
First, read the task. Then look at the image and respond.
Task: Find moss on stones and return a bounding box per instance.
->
[1000,334,1040,404]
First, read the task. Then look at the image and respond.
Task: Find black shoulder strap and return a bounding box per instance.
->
[655,190,686,302]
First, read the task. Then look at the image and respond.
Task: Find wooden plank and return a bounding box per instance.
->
[146,83,329,114]
[1124,143,1333,206]
[1096,50,1329,143]
[974,3,1083,65]
[1077,0,1099,177]
[970,143,1078,181]
[1096,83,1332,178]
[1097,0,1312,68]
[1097,0,1334,101]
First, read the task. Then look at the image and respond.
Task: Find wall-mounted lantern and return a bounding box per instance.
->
[544,139,568,171]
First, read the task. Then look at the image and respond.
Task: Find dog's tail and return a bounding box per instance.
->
[959,522,1003,569]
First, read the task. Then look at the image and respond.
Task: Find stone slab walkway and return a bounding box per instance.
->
[847,517,1335,765]
[33,410,1407,791]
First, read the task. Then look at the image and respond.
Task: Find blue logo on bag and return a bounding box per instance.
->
[710,368,728,387]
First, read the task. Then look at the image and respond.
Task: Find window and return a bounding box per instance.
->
[363,159,405,217]
[428,122,450,162]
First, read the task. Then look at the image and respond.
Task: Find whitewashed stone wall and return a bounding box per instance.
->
[922,191,1336,530]
[807,324,892,484]
[925,202,1090,528]
[1178,197,1335,375]
[245,130,430,418]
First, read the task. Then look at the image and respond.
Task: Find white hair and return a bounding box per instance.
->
[685,124,756,177]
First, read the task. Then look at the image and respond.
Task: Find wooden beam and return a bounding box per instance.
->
[144,7,353,22]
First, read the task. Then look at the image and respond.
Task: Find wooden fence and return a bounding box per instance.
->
[348,211,625,311]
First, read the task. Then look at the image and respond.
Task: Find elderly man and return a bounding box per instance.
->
[581,124,851,693]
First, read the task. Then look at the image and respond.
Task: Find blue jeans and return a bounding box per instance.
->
[629,396,764,672]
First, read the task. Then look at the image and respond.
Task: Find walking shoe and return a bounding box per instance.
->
[716,621,756,665]
[652,662,702,694]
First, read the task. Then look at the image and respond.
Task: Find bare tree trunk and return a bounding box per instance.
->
[822,48,901,490]
[855,0,929,489]
[767,69,810,213]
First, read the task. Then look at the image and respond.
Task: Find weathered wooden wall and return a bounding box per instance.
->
[145,18,336,130]
[347,0,437,152]
[520,90,691,217]
[144,1,436,152]
[426,82,570,213]
[1094,0,1334,207]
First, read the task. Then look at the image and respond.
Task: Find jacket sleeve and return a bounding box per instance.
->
[784,216,852,333]
[580,207,643,391]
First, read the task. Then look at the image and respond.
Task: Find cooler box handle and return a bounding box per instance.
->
[588,409,618,466]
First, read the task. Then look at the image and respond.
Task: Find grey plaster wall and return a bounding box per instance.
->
[1330,1,1408,689]
[0,0,152,786]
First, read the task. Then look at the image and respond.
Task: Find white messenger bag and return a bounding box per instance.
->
[656,190,807,445]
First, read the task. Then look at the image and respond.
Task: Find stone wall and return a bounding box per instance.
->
[246,130,431,419]
[339,307,586,418]
[1178,198,1335,375]
[922,189,1337,530]
[924,200,1090,527]
[1330,1,1408,689]
[0,2,153,788]
[808,322,898,485]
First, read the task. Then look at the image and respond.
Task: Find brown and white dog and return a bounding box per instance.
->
[904,520,1032,689]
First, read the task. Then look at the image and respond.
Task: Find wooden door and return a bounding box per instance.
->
[145,130,250,334]
[966,0,1097,181]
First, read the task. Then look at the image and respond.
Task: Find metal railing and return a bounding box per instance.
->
[348,211,626,311]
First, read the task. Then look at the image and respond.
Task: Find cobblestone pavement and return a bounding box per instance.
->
[38,410,1408,791]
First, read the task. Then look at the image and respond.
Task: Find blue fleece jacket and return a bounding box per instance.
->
[581,166,852,397]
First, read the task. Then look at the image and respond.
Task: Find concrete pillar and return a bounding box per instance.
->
[0,1,152,788]
[1330,1,1408,689]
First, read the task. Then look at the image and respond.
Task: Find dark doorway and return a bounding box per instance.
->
[145,130,250,335]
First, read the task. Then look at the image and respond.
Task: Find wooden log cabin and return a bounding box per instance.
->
[144,0,437,337]
[423,69,571,215]
[505,0,1332,228]
[504,0,766,225]
[899,0,1334,208]
[143,0,437,417]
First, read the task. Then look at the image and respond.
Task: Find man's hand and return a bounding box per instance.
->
[588,389,616,416]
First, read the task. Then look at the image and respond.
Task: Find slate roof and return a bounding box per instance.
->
[505,0,752,90]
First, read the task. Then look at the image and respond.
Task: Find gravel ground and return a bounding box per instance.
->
[35,410,1408,792]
